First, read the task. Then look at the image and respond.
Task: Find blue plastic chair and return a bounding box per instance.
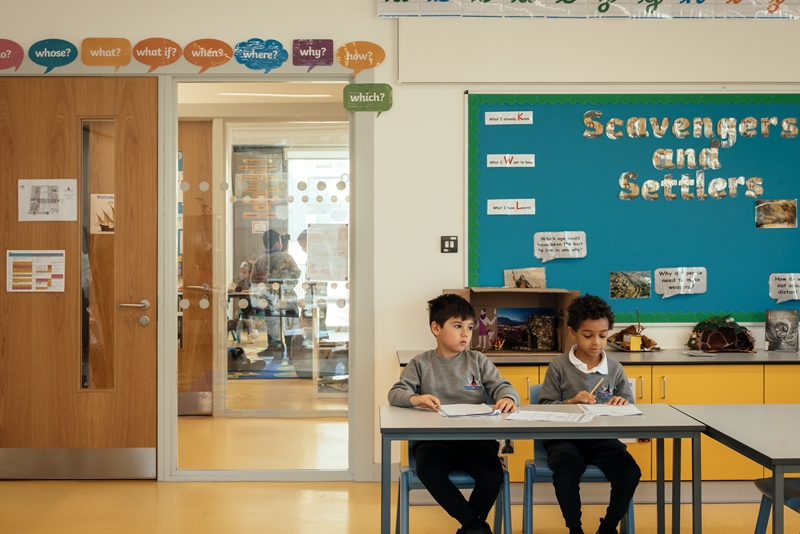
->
[753,477,800,534]
[523,384,635,534]
[397,440,512,534]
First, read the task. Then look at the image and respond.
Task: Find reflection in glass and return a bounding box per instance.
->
[80,119,117,389]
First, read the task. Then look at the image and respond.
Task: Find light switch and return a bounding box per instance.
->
[441,236,458,253]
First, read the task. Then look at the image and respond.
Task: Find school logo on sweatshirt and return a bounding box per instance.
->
[464,376,483,391]
[597,384,615,402]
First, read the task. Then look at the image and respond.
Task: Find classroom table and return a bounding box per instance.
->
[380,404,705,534]
[673,404,800,534]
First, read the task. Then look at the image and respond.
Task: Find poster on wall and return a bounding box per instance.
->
[306,223,348,281]
[6,250,65,292]
[90,194,115,234]
[467,94,800,322]
[17,179,78,222]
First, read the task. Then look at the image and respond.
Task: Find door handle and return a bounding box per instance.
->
[186,284,212,291]
[526,377,530,400]
[639,376,644,399]
[118,299,150,310]
[662,376,667,399]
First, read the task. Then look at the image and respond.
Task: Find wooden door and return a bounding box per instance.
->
[177,121,214,415]
[0,77,157,478]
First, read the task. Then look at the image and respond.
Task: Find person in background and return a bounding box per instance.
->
[250,229,301,361]
[389,293,519,534]
[229,260,258,344]
[538,294,641,534]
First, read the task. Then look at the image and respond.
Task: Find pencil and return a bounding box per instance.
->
[589,379,603,395]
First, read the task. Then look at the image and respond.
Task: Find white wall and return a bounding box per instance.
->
[1,0,783,469]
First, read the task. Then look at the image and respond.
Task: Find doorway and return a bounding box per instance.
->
[174,81,351,472]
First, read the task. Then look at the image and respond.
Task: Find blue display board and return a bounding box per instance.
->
[467,94,800,322]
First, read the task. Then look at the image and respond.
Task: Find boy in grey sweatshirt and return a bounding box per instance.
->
[389,294,519,534]
[539,294,641,534]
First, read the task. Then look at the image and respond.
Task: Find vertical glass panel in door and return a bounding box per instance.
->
[81,119,117,389]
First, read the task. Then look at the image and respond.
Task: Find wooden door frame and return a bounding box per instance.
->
[158,74,376,482]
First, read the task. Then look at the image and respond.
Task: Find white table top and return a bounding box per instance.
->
[380,404,705,438]
[673,404,800,467]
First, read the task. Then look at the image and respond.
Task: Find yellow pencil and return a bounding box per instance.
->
[589,379,603,395]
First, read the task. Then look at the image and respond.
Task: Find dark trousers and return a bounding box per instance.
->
[543,438,641,532]
[412,440,503,526]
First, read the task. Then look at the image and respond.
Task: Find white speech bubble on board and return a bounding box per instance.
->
[533,231,587,263]
[769,273,800,303]
[654,267,707,299]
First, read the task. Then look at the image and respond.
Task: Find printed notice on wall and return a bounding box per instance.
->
[90,194,115,234]
[6,250,66,292]
[533,231,587,263]
[487,199,535,215]
[770,273,800,303]
[307,223,348,281]
[18,179,78,222]
[654,267,707,299]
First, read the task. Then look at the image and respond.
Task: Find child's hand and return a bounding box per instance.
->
[606,396,628,406]
[568,391,597,404]
[410,394,441,411]
[494,397,516,413]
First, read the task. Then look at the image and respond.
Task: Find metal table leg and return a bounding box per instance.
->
[657,438,665,534]
[381,435,391,534]
[672,438,681,534]
[773,465,784,534]
[692,433,702,534]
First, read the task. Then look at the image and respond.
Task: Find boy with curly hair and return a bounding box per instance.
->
[539,294,641,534]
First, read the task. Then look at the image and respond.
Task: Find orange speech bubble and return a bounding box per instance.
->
[132,38,182,73]
[81,38,131,72]
[336,41,385,76]
[184,39,233,73]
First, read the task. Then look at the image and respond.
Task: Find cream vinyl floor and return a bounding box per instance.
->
[178,416,348,470]
[1,480,798,534]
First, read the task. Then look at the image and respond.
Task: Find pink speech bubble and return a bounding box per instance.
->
[0,39,24,71]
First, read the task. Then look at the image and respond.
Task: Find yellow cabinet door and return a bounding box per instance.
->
[652,364,764,481]
[622,365,653,481]
[764,365,800,478]
[500,366,541,482]
[765,365,800,403]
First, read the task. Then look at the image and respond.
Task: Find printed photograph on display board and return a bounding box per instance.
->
[755,199,797,228]
[609,271,652,299]
[467,94,800,322]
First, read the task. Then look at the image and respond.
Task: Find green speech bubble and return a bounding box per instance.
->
[342,84,392,116]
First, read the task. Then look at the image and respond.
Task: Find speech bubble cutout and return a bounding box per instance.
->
[769,273,800,303]
[292,39,334,72]
[28,39,78,73]
[533,231,587,263]
[81,38,131,72]
[132,38,182,73]
[343,84,393,117]
[0,39,25,71]
[184,39,232,73]
[234,38,288,73]
[336,41,385,76]
[654,267,707,299]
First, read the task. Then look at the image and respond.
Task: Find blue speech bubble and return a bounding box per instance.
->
[234,38,288,73]
[28,39,78,73]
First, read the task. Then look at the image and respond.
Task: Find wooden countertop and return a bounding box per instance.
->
[396,348,800,366]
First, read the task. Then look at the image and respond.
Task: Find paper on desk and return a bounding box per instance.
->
[438,404,501,417]
[506,411,595,423]
[578,404,643,416]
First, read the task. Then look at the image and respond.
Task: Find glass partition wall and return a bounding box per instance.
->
[176,82,350,472]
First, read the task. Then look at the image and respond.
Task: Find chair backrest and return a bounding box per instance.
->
[529,383,542,404]
[528,384,547,461]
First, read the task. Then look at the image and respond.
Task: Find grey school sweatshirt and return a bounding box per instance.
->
[388,349,520,407]
[539,350,635,405]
